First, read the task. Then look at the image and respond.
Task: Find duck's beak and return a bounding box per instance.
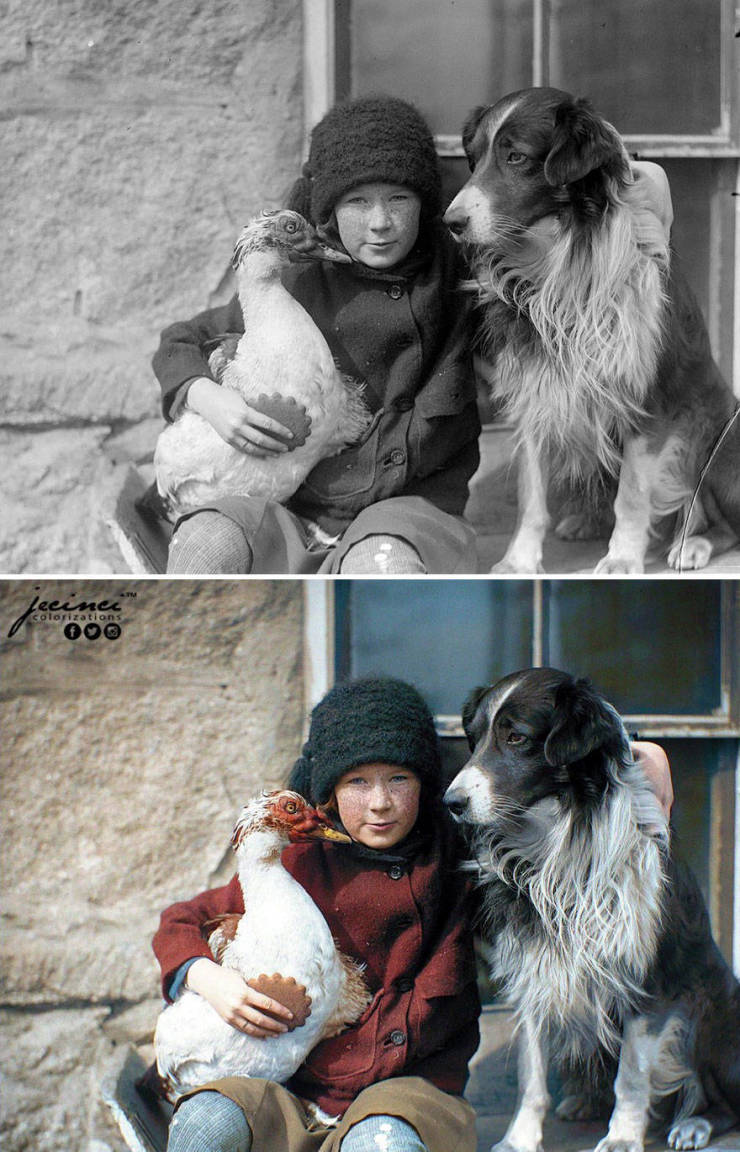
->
[289,223,352,264]
[290,805,353,843]
[289,238,352,264]
[302,822,352,843]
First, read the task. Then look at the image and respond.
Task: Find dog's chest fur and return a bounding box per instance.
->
[477,204,668,484]
[479,789,665,1057]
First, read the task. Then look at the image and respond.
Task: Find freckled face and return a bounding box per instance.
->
[334,762,422,849]
[334,182,422,268]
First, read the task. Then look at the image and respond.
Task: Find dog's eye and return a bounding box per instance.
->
[507,732,527,745]
[506,151,526,165]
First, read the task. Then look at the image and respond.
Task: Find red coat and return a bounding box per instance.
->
[152,819,481,1117]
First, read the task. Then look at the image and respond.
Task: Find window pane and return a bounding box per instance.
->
[349,0,533,136]
[549,0,723,136]
[336,579,533,715]
[544,581,723,714]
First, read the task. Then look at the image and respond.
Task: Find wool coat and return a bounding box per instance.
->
[152,816,481,1119]
[151,226,481,537]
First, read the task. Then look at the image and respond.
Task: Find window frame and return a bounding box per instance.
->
[303,2,740,386]
[304,0,740,157]
[303,579,740,970]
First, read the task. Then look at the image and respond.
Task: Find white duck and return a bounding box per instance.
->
[154,211,371,517]
[154,791,370,1100]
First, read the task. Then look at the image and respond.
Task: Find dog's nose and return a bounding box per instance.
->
[443,206,469,237]
[443,787,469,817]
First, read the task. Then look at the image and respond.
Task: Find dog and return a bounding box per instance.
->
[444,88,739,574]
[444,667,740,1152]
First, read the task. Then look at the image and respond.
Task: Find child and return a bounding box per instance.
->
[153,677,483,1152]
[152,97,482,574]
[152,677,674,1152]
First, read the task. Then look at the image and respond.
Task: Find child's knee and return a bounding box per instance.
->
[339,535,426,574]
[167,1091,251,1152]
[341,1115,428,1152]
[167,511,253,574]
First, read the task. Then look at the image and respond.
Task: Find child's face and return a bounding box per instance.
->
[334,762,421,849]
[334,182,421,269]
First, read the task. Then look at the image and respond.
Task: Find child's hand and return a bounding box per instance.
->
[185,958,294,1037]
[631,741,674,822]
[186,377,295,456]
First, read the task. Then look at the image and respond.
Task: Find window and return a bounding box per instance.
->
[325,578,739,968]
[304,0,739,381]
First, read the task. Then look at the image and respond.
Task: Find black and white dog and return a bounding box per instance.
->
[445,668,740,1152]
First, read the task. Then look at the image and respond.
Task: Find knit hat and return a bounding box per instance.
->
[288,676,443,805]
[286,96,442,226]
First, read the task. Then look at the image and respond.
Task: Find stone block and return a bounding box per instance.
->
[0,1007,122,1152]
[1,579,304,1005]
[0,427,118,573]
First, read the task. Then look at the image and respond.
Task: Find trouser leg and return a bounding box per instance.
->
[167,1090,252,1152]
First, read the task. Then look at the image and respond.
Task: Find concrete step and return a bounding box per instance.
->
[467,425,740,576]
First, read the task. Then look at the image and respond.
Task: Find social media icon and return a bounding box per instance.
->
[104,623,122,640]
[84,623,101,640]
[64,622,81,640]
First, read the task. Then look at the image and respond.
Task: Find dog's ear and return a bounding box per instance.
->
[461,685,489,748]
[543,97,629,188]
[544,678,626,807]
[544,677,622,766]
[461,105,488,167]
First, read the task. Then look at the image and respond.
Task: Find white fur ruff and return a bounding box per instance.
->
[472,192,670,486]
[476,756,666,1060]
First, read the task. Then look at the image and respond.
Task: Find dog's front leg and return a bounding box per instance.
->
[492,437,549,573]
[594,435,656,574]
[594,1015,659,1152]
[493,1016,550,1152]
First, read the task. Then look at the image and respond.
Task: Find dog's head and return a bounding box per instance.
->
[445,667,632,827]
[444,87,631,249]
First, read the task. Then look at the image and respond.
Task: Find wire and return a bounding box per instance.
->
[676,404,740,573]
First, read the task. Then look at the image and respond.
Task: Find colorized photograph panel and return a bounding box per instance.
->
[1,577,739,1151]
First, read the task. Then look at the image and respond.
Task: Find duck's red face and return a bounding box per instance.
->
[231,790,351,848]
[231,211,351,269]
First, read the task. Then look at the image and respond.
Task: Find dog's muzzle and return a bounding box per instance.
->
[443,203,470,239]
[443,783,470,818]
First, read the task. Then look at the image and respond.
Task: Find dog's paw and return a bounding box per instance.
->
[491,557,544,575]
[593,1140,643,1152]
[667,1117,712,1150]
[667,536,712,571]
[490,1142,541,1152]
[593,554,644,575]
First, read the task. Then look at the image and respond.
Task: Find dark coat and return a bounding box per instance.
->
[152,818,481,1117]
[151,228,481,535]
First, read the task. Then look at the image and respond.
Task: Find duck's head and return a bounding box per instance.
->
[231,790,351,850]
[232,211,351,271]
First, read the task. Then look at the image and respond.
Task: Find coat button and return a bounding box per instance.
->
[389,1029,406,1046]
[388,284,403,300]
[389,450,406,466]
[388,864,404,880]
[396,976,413,992]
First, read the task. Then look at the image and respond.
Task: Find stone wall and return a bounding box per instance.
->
[0,578,306,1151]
[1,1,304,574]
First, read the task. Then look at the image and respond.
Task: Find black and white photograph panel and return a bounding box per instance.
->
[1,576,739,1152]
[2,1,738,576]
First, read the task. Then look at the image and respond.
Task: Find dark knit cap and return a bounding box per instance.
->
[288,676,443,805]
[286,96,442,226]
